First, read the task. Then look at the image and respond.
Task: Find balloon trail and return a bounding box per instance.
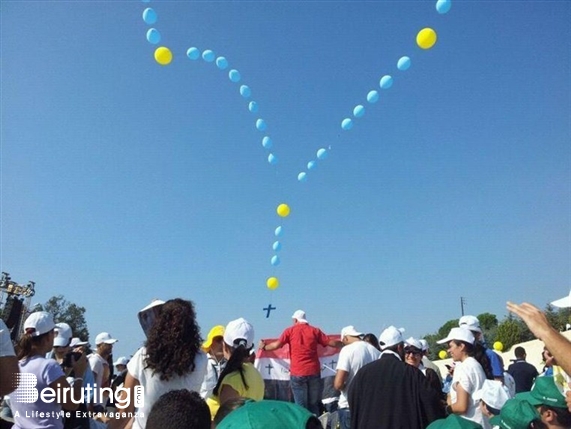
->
[142,6,280,169]
[297,0,451,183]
[138,0,452,314]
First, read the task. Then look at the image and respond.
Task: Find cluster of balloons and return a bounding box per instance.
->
[138,0,453,304]
[266,204,291,290]
[297,0,451,183]
[140,5,280,168]
[337,26,440,134]
[185,48,279,167]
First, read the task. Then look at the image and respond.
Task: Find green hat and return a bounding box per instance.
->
[427,415,483,429]
[490,398,541,429]
[216,400,318,429]
[516,376,567,409]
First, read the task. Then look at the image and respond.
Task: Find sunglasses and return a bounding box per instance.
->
[404,349,422,356]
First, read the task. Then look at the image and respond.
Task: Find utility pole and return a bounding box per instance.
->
[460,297,466,316]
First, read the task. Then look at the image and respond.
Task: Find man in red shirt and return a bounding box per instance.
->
[259,310,341,415]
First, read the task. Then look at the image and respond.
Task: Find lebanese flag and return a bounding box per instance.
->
[254,335,341,381]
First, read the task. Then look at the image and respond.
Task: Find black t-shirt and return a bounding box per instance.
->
[507,360,538,393]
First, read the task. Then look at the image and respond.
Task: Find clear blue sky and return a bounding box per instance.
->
[2,0,570,359]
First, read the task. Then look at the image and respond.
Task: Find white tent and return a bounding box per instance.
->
[551,289,571,308]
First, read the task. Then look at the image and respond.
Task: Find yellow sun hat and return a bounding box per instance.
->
[202,325,225,351]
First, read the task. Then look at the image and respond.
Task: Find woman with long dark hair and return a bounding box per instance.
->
[9,311,87,429]
[110,299,207,429]
[206,318,263,419]
[437,327,492,429]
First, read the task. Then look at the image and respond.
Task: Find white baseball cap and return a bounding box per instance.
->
[69,337,89,348]
[459,315,482,334]
[379,326,405,350]
[473,379,511,410]
[53,323,72,347]
[291,310,308,324]
[437,327,475,345]
[404,337,423,350]
[419,339,429,351]
[341,325,363,340]
[224,318,255,349]
[24,311,55,337]
[113,356,129,366]
[95,332,118,345]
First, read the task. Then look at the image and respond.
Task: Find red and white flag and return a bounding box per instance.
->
[254,335,341,380]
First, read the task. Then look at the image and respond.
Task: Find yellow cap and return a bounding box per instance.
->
[202,325,225,351]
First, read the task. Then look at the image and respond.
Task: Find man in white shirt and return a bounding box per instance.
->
[334,325,381,429]
[88,332,118,411]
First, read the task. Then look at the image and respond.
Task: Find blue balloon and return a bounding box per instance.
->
[256,119,267,131]
[353,105,365,118]
[367,90,379,103]
[317,148,328,160]
[240,85,251,98]
[249,101,259,113]
[380,75,393,89]
[216,56,228,70]
[146,28,161,45]
[436,0,452,14]
[229,69,241,83]
[397,56,411,71]
[271,255,281,266]
[307,160,317,170]
[298,172,307,182]
[142,8,157,25]
[187,47,200,60]
[268,153,278,165]
[274,226,283,237]
[273,241,282,251]
[341,118,353,130]
[262,136,273,149]
[202,50,215,62]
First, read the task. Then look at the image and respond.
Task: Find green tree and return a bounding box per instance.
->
[422,333,441,360]
[544,304,571,331]
[477,312,499,345]
[495,314,535,351]
[477,312,498,331]
[40,295,89,342]
[423,319,460,360]
[494,317,523,351]
[437,319,460,339]
[544,304,559,330]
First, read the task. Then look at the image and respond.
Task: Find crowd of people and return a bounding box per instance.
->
[0,299,570,429]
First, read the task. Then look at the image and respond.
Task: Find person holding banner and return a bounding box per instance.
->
[259,310,342,415]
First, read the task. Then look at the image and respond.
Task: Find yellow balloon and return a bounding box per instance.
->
[416,28,437,50]
[266,277,279,290]
[438,350,447,359]
[154,47,173,65]
[493,341,504,352]
[277,203,290,217]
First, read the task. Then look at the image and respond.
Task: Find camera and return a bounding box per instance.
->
[63,351,82,368]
